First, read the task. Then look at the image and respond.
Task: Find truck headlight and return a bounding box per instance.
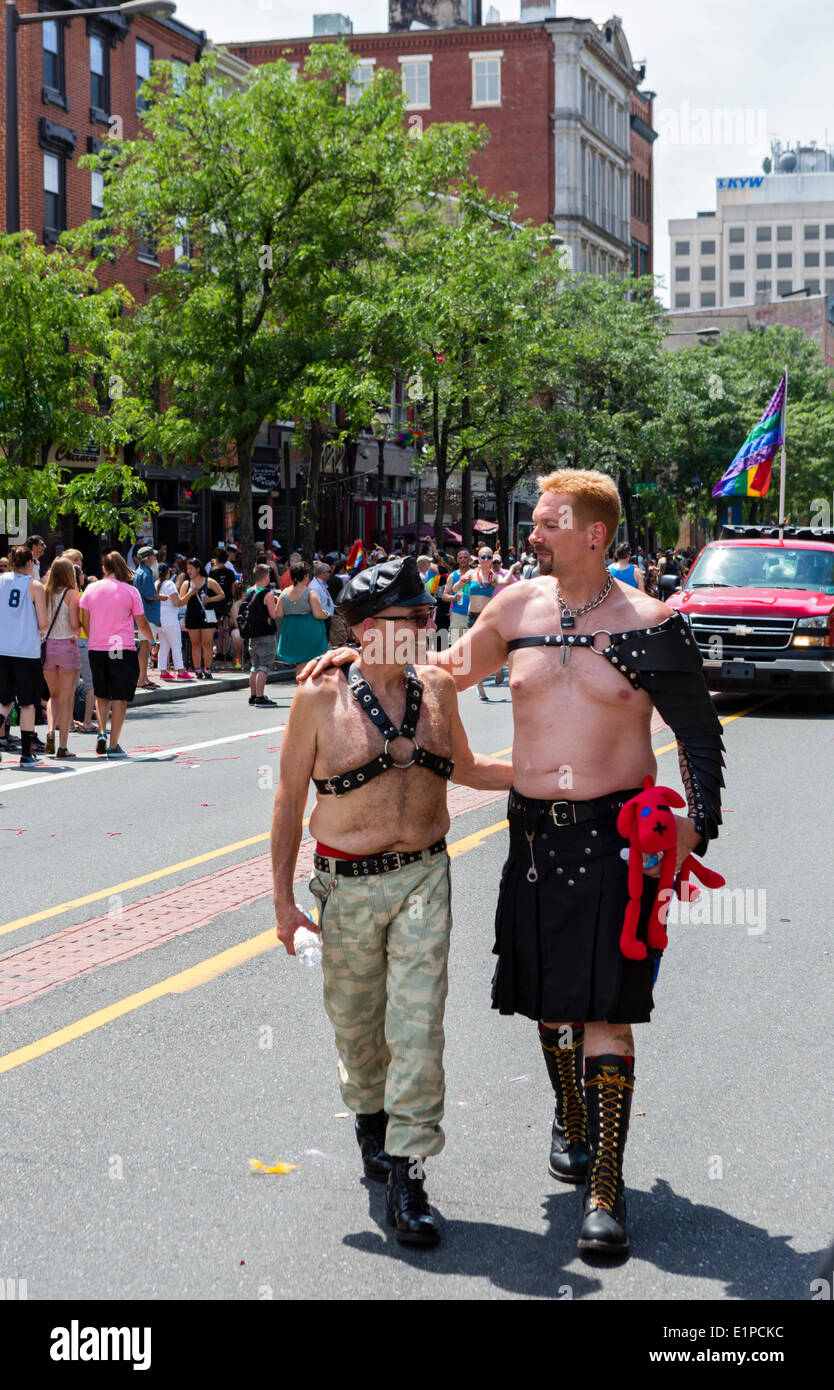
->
[792,616,830,648]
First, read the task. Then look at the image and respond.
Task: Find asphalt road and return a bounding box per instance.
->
[0,679,831,1301]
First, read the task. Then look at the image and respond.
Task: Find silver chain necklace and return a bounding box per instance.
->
[554,573,613,665]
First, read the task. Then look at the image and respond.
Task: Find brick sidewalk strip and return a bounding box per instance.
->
[0,784,508,1011]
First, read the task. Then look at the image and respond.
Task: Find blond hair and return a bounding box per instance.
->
[537,469,622,549]
[44,556,78,599]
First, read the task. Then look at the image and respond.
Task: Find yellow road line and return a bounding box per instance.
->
[0,698,766,1077]
[0,819,507,1076]
[652,696,775,757]
[0,818,304,941]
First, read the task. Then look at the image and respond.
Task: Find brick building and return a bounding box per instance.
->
[0,1,256,565]
[227,3,654,277]
[630,87,655,278]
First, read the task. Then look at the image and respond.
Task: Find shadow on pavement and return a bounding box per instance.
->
[343,1176,823,1300]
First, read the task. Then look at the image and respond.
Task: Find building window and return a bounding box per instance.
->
[826,279,834,295]
[826,225,834,239]
[804,224,820,240]
[43,18,65,98]
[90,34,109,117]
[826,251,834,267]
[701,265,716,281]
[471,54,502,107]
[729,283,745,298]
[347,60,375,103]
[805,280,820,294]
[400,59,431,109]
[44,151,64,236]
[729,227,744,243]
[700,292,716,307]
[804,251,820,267]
[756,254,771,269]
[674,293,690,308]
[91,169,104,218]
[729,254,745,270]
[777,252,792,268]
[172,60,188,96]
[137,218,158,264]
[777,281,793,296]
[136,39,152,112]
[700,239,716,255]
[174,215,191,262]
[675,266,690,282]
[777,225,792,240]
[675,240,690,255]
[756,226,772,242]
[756,280,771,293]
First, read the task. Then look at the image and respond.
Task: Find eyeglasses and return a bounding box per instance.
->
[374,612,432,629]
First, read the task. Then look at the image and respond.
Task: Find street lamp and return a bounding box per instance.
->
[691,474,703,550]
[5,1,177,233]
[371,406,391,547]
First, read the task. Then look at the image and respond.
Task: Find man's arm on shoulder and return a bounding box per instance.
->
[432,595,510,690]
[430,670,513,789]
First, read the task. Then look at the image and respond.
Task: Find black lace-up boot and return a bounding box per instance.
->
[386,1158,441,1247]
[578,1054,634,1255]
[538,1024,590,1183]
[354,1110,392,1181]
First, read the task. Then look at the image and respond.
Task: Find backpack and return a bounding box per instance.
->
[237,587,275,639]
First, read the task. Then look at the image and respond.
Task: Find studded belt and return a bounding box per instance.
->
[507,788,642,828]
[313,839,447,877]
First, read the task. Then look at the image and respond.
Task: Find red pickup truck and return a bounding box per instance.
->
[666,526,834,694]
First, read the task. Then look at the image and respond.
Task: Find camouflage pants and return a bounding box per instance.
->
[309,850,453,1158]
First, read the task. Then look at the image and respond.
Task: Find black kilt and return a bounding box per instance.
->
[491,788,662,1024]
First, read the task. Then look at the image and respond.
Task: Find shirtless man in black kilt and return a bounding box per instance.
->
[303,468,724,1258]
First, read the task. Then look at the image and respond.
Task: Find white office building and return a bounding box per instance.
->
[669,142,834,310]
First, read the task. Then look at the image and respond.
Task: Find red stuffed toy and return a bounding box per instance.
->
[616,775,726,961]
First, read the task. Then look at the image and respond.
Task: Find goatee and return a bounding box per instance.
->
[535,551,553,574]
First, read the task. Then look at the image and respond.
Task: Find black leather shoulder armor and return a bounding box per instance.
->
[606,614,725,848]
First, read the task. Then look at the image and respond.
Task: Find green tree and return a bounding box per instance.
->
[82,45,483,572]
[0,232,145,539]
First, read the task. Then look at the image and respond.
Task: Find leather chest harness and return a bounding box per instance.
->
[313,663,454,798]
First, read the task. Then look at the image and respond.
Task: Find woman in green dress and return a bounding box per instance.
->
[277,562,328,672]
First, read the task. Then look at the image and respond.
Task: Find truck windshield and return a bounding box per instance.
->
[686,546,834,595]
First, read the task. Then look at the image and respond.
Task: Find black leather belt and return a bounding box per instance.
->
[507,788,642,827]
[313,838,447,877]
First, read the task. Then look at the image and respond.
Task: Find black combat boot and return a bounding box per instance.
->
[538,1024,590,1183]
[578,1054,634,1255]
[354,1110,392,1182]
[386,1158,441,1247]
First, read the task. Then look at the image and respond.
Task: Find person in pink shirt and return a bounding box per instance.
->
[79,552,154,758]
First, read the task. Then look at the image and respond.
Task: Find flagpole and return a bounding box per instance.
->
[778,364,788,536]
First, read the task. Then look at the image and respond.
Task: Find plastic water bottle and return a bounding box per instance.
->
[620,848,661,870]
[293,915,322,968]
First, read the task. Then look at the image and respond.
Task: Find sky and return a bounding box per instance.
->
[172,0,834,302]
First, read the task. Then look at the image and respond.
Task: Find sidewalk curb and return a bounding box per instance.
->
[131,669,296,708]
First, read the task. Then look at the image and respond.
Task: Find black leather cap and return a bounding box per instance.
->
[338,556,437,627]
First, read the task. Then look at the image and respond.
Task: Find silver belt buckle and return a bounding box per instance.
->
[325,776,348,799]
[550,800,575,827]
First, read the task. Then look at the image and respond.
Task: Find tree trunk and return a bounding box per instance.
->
[493,471,509,562]
[619,471,636,556]
[300,417,324,566]
[461,458,472,551]
[236,440,257,579]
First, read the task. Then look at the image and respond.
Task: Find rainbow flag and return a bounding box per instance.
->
[712,374,785,498]
[346,539,366,574]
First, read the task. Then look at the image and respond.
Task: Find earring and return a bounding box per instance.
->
[590,544,595,550]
